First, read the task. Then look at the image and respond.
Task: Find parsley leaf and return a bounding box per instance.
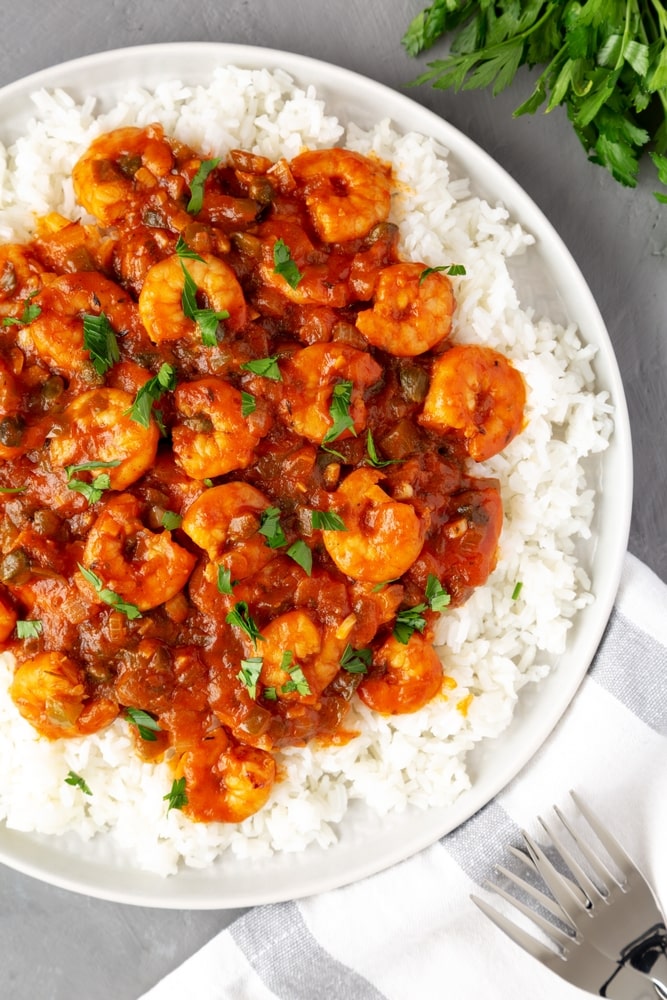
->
[241,391,256,417]
[187,158,221,214]
[128,363,177,428]
[258,506,287,548]
[237,656,263,699]
[365,429,402,469]
[272,238,303,289]
[1,291,41,327]
[164,776,188,813]
[393,603,428,644]
[286,538,313,576]
[78,564,142,620]
[217,565,235,595]
[226,601,265,645]
[425,574,451,612]
[174,234,206,262]
[311,510,347,531]
[180,261,229,346]
[322,379,355,446]
[125,706,161,741]
[419,264,466,283]
[16,619,43,639]
[161,510,182,530]
[240,355,282,381]
[67,473,112,505]
[340,644,372,675]
[65,770,92,796]
[83,312,120,376]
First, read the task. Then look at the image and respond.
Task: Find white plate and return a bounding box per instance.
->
[0,42,632,908]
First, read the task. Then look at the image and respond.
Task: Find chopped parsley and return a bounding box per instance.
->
[237,656,263,699]
[226,601,265,645]
[240,355,282,381]
[128,363,177,427]
[366,429,402,468]
[180,261,229,346]
[393,603,428,644]
[174,234,205,262]
[216,565,234,595]
[16,619,43,640]
[241,391,256,417]
[187,158,221,214]
[161,510,182,530]
[272,238,303,289]
[512,581,524,601]
[258,506,287,549]
[1,291,41,327]
[286,539,313,576]
[0,485,27,494]
[65,770,92,796]
[340,644,372,675]
[311,510,347,531]
[281,654,311,696]
[322,379,355,446]
[419,264,466,283]
[125,707,161,741]
[164,776,188,813]
[67,472,112,505]
[78,564,142,620]
[425,574,451,612]
[82,312,120,376]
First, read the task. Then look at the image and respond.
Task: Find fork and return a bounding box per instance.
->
[471,791,667,998]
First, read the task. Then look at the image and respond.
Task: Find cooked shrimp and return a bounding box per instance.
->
[10,650,118,739]
[138,253,247,344]
[355,262,454,356]
[72,124,181,225]
[22,271,142,376]
[81,492,196,611]
[290,147,392,243]
[419,344,526,462]
[255,608,352,699]
[173,726,276,823]
[49,387,160,490]
[357,632,443,714]
[280,343,382,444]
[181,481,275,581]
[172,377,270,480]
[322,467,426,583]
[0,243,44,317]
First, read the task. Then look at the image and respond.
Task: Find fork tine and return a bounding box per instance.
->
[484,878,577,945]
[568,790,632,886]
[538,813,606,903]
[495,862,573,923]
[522,830,594,926]
[470,893,564,971]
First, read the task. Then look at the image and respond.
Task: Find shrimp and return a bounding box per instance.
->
[9,650,118,739]
[357,632,443,714]
[419,344,526,462]
[173,726,276,823]
[72,124,184,226]
[290,148,392,244]
[138,253,247,344]
[322,467,426,583]
[22,271,142,377]
[181,481,275,581]
[355,262,455,356]
[280,343,382,444]
[81,492,196,611]
[49,387,160,491]
[172,377,271,480]
[0,243,45,317]
[255,608,353,700]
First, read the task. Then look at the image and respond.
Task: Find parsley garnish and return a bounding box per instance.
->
[64,460,120,505]
[1,291,41,327]
[128,363,177,427]
[240,356,282,381]
[311,510,347,531]
[281,654,311,696]
[65,770,92,796]
[78,564,142,620]
[322,379,355,446]
[286,539,313,576]
[419,264,466,284]
[340,644,372,675]
[425,574,451,612]
[187,158,221,214]
[125,706,161,741]
[512,581,524,601]
[226,601,265,645]
[365,429,402,468]
[82,312,120,376]
[393,603,428,644]
[237,656,263,699]
[164,776,188,813]
[0,485,27,494]
[16,619,43,639]
[241,391,256,417]
[217,565,234,595]
[174,234,205,262]
[180,261,229,346]
[161,510,182,530]
[258,506,287,549]
[272,238,303,289]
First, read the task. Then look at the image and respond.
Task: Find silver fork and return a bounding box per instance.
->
[472,791,667,998]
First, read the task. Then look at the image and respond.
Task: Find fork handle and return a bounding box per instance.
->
[626,928,667,999]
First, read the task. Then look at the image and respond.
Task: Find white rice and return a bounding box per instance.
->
[0,67,613,875]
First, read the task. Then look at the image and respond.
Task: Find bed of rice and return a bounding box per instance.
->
[0,67,613,875]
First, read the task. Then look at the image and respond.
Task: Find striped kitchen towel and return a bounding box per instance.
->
[140,551,667,1000]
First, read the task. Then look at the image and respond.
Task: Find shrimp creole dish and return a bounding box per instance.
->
[0,68,612,872]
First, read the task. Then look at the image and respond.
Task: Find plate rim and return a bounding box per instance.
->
[0,40,633,908]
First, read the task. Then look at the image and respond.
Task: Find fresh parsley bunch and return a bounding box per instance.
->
[402,0,667,200]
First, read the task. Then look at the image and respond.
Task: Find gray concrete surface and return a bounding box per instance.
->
[1,1,665,997]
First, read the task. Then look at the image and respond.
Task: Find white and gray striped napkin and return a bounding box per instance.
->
[141,552,667,1000]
